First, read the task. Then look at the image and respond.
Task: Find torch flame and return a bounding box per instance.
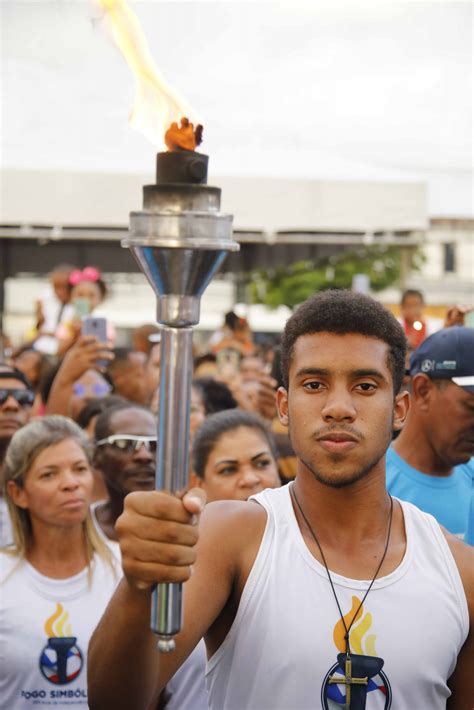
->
[96,0,200,149]
[44,603,73,638]
[333,596,378,657]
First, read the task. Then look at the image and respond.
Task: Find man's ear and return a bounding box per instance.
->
[411,373,435,411]
[276,386,289,426]
[393,390,410,432]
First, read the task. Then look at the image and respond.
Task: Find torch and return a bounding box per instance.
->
[122,120,239,652]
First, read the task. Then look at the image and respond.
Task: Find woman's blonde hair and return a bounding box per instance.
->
[2,415,114,573]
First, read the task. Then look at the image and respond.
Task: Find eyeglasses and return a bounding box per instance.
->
[95,435,158,454]
[0,389,35,407]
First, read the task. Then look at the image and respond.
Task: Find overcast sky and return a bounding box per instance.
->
[1,1,472,216]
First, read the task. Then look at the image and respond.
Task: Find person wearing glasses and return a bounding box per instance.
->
[0,365,35,546]
[91,403,157,556]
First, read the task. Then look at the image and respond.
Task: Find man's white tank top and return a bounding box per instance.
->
[206,485,469,710]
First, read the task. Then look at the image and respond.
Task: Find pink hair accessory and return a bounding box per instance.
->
[69,266,101,286]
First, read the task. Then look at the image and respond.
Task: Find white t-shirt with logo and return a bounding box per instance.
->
[0,552,119,709]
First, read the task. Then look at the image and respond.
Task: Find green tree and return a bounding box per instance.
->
[247,245,424,309]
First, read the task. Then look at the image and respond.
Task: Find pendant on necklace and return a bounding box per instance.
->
[327,653,385,710]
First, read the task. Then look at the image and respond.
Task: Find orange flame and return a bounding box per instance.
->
[333,596,378,657]
[96,0,200,149]
[44,603,73,638]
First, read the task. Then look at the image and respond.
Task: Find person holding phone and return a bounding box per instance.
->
[45,336,114,421]
[56,267,114,356]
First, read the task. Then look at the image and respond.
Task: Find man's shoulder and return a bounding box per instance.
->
[200,499,267,539]
[442,529,474,619]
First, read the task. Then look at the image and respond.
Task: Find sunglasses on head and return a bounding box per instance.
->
[0,389,35,407]
[95,435,158,454]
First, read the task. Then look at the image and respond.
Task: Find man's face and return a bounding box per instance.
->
[401,295,424,324]
[422,379,474,466]
[0,376,33,443]
[94,407,156,496]
[277,332,407,489]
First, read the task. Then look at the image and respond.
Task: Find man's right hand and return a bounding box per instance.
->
[116,489,207,590]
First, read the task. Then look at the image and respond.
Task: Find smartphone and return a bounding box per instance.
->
[81,317,108,368]
[73,298,91,319]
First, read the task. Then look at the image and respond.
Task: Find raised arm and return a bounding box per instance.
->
[87,489,265,710]
[45,335,113,416]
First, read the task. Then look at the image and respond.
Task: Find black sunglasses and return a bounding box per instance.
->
[95,435,158,454]
[0,389,35,407]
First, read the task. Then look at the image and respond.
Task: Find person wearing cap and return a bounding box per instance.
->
[0,364,35,546]
[387,326,474,540]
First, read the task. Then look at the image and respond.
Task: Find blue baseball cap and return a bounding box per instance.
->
[410,326,474,394]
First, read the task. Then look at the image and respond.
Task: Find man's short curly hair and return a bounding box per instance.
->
[280,290,407,394]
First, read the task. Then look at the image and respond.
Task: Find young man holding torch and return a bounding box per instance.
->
[88,291,473,710]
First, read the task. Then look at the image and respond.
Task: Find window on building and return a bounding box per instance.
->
[443,243,456,273]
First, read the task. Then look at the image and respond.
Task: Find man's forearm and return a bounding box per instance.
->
[45,375,73,416]
[88,579,159,710]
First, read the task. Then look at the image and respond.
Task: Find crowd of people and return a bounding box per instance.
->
[0,265,473,709]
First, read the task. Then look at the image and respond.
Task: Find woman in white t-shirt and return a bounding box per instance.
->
[0,415,119,710]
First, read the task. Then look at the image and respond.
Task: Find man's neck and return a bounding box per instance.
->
[292,462,391,546]
[291,463,406,580]
[393,413,453,476]
[95,492,125,541]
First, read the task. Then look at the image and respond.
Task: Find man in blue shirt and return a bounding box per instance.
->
[387,326,474,541]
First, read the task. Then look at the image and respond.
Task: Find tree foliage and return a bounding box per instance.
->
[247,245,424,309]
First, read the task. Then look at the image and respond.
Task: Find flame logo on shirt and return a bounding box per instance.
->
[333,596,378,657]
[44,603,73,638]
[321,596,392,709]
[39,604,83,685]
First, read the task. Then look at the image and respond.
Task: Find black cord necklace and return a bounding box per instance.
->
[291,484,394,710]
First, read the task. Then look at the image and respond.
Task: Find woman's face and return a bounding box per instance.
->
[8,438,93,530]
[198,426,280,502]
[71,281,102,311]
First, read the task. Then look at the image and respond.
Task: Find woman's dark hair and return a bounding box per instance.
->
[192,409,278,479]
[192,377,237,415]
[280,290,407,394]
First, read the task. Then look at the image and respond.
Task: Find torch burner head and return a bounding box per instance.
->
[123,147,238,328]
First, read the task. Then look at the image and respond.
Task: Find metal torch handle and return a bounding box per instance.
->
[152,326,194,652]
